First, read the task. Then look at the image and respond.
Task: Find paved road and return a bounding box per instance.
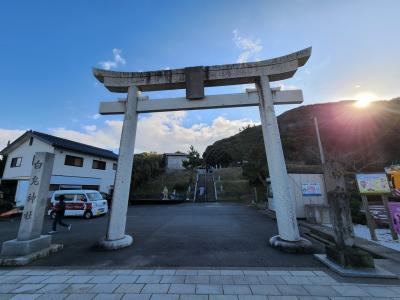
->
[0,202,323,268]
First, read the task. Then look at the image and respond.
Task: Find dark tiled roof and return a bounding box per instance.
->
[32,131,118,160]
[165,153,188,156]
[0,130,118,160]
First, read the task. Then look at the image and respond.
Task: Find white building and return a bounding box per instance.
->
[165,153,188,171]
[0,130,118,207]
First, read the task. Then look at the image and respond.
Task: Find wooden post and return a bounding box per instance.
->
[382,195,399,240]
[361,195,378,241]
[322,160,355,249]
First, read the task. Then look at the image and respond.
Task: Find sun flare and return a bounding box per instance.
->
[354,92,378,108]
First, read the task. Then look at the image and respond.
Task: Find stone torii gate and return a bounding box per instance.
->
[94,47,313,252]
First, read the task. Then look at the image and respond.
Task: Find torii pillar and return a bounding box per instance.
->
[97,86,138,249]
[257,76,312,252]
[93,47,313,253]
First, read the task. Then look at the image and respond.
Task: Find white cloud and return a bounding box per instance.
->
[99,48,126,70]
[48,113,259,155]
[83,125,97,132]
[232,29,263,63]
[135,112,258,153]
[49,120,122,151]
[0,129,26,152]
[0,113,258,159]
[92,114,100,120]
[274,82,299,90]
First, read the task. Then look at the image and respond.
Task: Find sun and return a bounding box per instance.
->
[353,92,378,108]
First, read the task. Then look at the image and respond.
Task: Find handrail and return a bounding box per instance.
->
[213,174,218,201]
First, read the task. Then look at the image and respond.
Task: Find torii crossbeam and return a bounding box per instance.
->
[94,47,313,253]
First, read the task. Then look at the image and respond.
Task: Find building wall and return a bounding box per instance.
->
[2,138,54,207]
[2,137,117,206]
[287,173,327,218]
[268,173,328,219]
[2,137,54,180]
[51,148,116,193]
[167,155,187,170]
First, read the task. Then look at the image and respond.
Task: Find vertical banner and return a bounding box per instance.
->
[388,202,400,234]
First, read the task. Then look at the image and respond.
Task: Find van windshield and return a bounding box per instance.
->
[87,192,103,201]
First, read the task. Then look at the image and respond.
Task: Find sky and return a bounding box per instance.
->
[0,0,399,154]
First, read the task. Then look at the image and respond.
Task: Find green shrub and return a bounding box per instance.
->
[350,196,366,225]
[173,182,187,192]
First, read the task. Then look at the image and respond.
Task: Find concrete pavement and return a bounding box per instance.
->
[0,267,399,299]
[2,202,400,299]
[0,203,323,268]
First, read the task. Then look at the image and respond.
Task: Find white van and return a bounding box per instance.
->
[48,190,108,219]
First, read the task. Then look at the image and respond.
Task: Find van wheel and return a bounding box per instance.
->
[83,211,93,219]
[50,211,56,219]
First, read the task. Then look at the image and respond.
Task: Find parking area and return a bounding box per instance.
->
[0,202,323,268]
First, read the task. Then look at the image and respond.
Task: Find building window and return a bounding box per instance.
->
[113,163,117,170]
[10,157,22,168]
[49,184,59,191]
[29,137,33,146]
[60,185,82,190]
[64,155,83,167]
[92,160,106,170]
[82,185,99,190]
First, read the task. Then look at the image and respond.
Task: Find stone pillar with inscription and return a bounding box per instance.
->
[1,152,62,265]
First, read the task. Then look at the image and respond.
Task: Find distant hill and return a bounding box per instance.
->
[203,98,400,176]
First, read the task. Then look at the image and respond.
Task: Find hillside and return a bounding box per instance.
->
[203,98,400,176]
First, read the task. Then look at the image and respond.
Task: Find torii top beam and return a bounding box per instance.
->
[93,47,311,94]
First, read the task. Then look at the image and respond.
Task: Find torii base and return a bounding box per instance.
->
[97,234,133,250]
[0,243,63,266]
[325,245,375,268]
[269,235,314,254]
[1,235,52,256]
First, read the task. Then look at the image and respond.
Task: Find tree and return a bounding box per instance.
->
[182,145,203,169]
[129,152,166,196]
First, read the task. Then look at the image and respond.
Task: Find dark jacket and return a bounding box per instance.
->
[56,199,66,215]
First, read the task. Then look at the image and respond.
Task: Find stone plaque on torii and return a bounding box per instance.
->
[94,47,313,252]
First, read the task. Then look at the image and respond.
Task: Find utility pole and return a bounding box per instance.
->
[314,116,325,164]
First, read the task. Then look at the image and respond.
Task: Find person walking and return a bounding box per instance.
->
[48,195,71,233]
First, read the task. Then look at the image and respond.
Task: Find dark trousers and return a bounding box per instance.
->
[52,213,69,231]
